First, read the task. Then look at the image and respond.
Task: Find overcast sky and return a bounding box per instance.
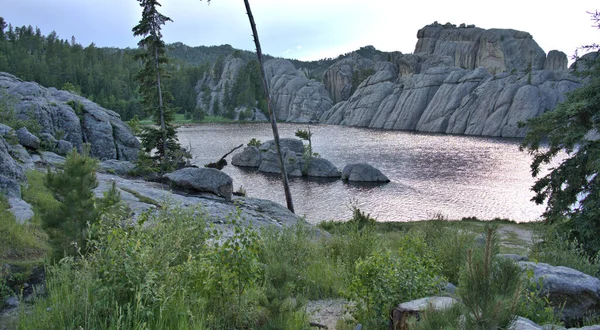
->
[3,0,599,62]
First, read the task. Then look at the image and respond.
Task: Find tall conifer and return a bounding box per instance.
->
[133,0,180,171]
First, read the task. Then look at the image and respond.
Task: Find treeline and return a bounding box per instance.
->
[0,19,206,121]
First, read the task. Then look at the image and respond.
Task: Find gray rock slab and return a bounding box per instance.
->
[305,157,341,178]
[15,127,40,150]
[519,261,600,325]
[231,146,262,167]
[8,198,34,224]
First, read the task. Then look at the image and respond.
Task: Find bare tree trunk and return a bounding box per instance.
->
[243,0,294,213]
[154,46,168,164]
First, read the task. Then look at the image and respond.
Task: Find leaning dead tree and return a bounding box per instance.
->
[205,144,243,170]
[243,0,295,213]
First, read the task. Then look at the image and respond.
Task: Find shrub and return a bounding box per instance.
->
[42,146,110,258]
[347,234,444,329]
[248,138,262,147]
[529,225,600,276]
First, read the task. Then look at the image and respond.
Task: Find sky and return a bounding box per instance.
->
[3,0,599,62]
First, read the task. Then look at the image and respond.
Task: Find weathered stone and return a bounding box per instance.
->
[544,50,568,71]
[508,316,542,330]
[231,146,262,167]
[196,57,332,123]
[414,22,546,73]
[0,175,21,198]
[305,157,341,178]
[342,163,390,182]
[0,72,139,161]
[0,123,12,136]
[259,138,305,154]
[323,55,375,103]
[265,59,334,122]
[8,198,34,224]
[258,148,303,175]
[39,133,58,150]
[55,139,73,156]
[519,261,600,325]
[391,296,458,330]
[38,151,66,166]
[99,160,135,176]
[15,127,40,150]
[0,136,25,181]
[164,167,233,201]
[94,172,307,229]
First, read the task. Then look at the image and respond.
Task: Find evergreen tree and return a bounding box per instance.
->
[132,0,182,171]
[520,11,600,256]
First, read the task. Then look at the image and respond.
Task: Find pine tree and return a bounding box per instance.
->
[132,0,182,171]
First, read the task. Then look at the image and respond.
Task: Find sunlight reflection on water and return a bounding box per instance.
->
[178,123,548,224]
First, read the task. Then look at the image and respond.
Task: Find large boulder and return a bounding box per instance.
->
[231,146,262,167]
[305,157,341,178]
[164,167,233,201]
[0,174,21,198]
[519,261,600,325]
[15,127,40,150]
[342,163,390,182]
[258,148,304,177]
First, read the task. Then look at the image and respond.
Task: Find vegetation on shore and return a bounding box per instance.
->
[2,147,599,329]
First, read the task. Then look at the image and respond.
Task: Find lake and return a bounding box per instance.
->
[177,123,548,224]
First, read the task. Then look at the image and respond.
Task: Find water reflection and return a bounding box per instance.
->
[178,123,545,224]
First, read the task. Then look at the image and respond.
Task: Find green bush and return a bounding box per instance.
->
[247,138,262,147]
[347,233,444,329]
[419,221,476,284]
[529,225,600,276]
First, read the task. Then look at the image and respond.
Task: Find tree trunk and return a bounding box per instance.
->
[243,0,294,213]
[154,45,168,164]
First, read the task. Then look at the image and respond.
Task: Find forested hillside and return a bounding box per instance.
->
[0,20,205,121]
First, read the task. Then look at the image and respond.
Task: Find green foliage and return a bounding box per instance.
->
[347,234,444,329]
[457,225,522,329]
[42,147,101,258]
[520,33,600,256]
[517,269,563,326]
[60,82,81,95]
[419,221,476,284]
[227,59,268,118]
[350,68,376,95]
[529,225,600,276]
[0,91,40,134]
[0,194,49,262]
[126,114,142,135]
[248,137,262,147]
[295,126,319,174]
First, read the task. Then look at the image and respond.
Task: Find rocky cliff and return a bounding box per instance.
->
[195,56,333,123]
[320,23,581,138]
[0,72,139,160]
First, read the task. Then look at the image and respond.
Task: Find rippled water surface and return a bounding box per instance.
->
[178,123,546,224]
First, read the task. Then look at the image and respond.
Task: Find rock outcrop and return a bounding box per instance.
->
[341,163,390,182]
[0,72,139,160]
[414,22,546,73]
[519,261,600,325]
[319,23,581,138]
[195,56,333,123]
[232,138,341,178]
[322,55,375,104]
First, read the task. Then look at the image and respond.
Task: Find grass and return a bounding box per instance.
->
[119,186,162,208]
[3,170,593,329]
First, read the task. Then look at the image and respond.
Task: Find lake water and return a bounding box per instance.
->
[177,123,548,224]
